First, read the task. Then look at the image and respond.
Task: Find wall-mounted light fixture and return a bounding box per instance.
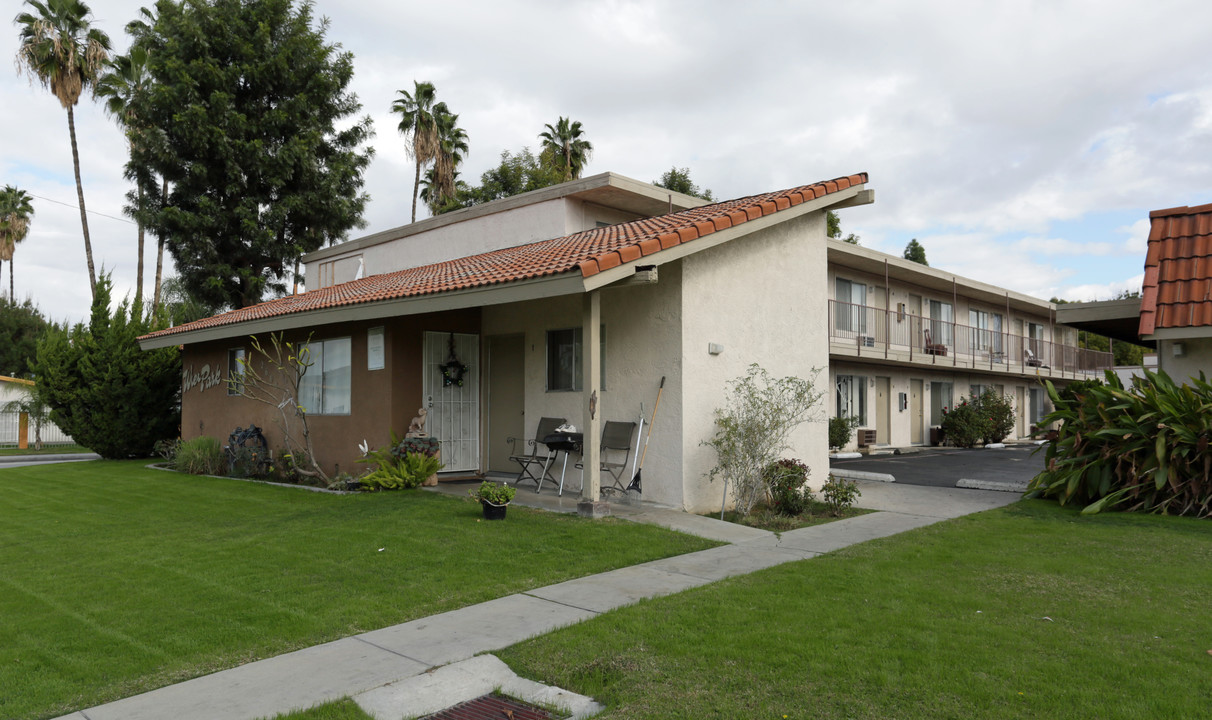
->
[708,343,724,355]
[1173,342,1185,357]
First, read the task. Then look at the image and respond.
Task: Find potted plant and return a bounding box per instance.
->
[470,480,516,520]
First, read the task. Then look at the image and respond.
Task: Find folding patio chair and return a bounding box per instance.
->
[508,416,566,489]
[576,420,637,496]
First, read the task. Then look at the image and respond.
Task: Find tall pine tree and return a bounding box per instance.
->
[127,0,374,309]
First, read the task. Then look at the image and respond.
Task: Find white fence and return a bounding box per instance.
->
[0,411,75,449]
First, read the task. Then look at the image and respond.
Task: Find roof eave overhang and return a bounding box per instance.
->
[138,272,587,350]
[1056,298,1156,349]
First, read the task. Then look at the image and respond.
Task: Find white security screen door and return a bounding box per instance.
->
[423,332,480,472]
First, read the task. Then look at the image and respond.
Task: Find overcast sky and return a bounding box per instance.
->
[4,0,1211,325]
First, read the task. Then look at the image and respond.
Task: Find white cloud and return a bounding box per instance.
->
[4,0,1212,323]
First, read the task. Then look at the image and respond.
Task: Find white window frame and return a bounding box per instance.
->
[298,337,352,415]
[835,278,868,334]
[931,381,953,426]
[930,300,954,347]
[969,309,990,351]
[836,374,868,425]
[545,326,606,392]
[227,347,245,396]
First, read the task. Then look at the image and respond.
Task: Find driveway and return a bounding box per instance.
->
[829,445,1046,489]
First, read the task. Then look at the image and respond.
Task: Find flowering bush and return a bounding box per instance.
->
[763,458,813,516]
[942,389,1016,447]
[978,389,1016,444]
[940,399,986,448]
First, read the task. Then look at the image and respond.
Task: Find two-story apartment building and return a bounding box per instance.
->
[828,242,1110,449]
[139,171,1110,513]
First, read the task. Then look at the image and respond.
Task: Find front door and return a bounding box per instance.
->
[486,334,524,473]
[423,331,480,472]
[910,379,923,444]
[876,377,891,444]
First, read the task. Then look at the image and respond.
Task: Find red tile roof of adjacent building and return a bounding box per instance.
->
[1140,202,1212,336]
[141,173,868,342]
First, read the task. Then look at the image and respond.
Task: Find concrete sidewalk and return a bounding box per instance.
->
[54,481,1019,720]
[0,451,99,466]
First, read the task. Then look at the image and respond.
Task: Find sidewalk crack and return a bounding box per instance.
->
[351,636,430,666]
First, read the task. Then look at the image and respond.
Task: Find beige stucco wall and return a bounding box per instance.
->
[679,211,831,512]
[481,266,685,508]
[828,361,1048,450]
[1157,338,1212,385]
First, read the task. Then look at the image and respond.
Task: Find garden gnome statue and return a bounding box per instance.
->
[406,408,428,437]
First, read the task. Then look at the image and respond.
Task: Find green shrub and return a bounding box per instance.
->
[940,398,986,448]
[470,480,516,505]
[153,438,180,462]
[1028,369,1212,517]
[1056,377,1103,407]
[828,416,860,449]
[33,275,181,458]
[821,474,861,516]
[357,433,444,491]
[978,389,1016,444]
[174,436,226,475]
[764,458,812,516]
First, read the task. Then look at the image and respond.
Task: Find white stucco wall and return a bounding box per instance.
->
[1157,338,1212,385]
[480,268,685,508]
[679,211,831,513]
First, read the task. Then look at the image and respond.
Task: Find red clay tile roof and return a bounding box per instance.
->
[141,173,868,342]
[1140,202,1212,336]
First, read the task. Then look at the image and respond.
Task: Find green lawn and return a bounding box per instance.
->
[262,699,373,720]
[500,500,1212,719]
[0,461,718,720]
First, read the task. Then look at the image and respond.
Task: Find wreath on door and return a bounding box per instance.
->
[441,333,467,387]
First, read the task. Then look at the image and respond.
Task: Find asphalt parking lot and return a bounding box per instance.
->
[829,444,1046,489]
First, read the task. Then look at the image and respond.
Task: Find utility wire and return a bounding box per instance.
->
[28,192,137,226]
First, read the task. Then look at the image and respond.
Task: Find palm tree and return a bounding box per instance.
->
[391,80,442,223]
[96,45,151,306]
[14,0,112,301]
[432,103,468,207]
[124,6,167,311]
[0,185,35,303]
[539,116,593,182]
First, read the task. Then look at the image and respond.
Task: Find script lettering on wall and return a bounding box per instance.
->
[183,363,223,393]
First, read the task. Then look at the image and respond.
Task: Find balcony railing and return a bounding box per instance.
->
[828,300,1113,377]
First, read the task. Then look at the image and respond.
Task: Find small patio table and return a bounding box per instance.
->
[539,432,583,496]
